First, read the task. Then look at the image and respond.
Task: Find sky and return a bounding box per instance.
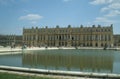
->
[0,0,120,35]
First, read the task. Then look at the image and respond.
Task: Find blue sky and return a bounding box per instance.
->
[0,0,120,35]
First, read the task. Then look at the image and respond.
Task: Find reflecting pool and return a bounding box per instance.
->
[0,49,120,74]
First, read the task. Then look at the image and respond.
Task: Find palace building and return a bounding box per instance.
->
[0,35,22,47]
[114,35,120,47]
[23,24,114,47]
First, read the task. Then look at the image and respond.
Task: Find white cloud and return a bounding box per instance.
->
[109,3,120,9]
[90,0,120,24]
[100,0,120,17]
[31,21,37,24]
[101,7,109,12]
[94,10,120,24]
[105,10,120,17]
[90,0,113,5]
[63,0,72,2]
[19,14,43,24]
[101,3,120,12]
[19,14,43,21]
[95,17,115,23]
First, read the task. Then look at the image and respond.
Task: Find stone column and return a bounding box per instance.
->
[55,35,59,47]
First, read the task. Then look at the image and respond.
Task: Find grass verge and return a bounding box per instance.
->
[0,72,55,79]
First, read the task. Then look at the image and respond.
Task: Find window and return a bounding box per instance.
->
[101,29,103,32]
[108,35,111,41]
[105,29,107,32]
[108,29,111,32]
[96,29,98,32]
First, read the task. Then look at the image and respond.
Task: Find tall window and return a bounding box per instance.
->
[108,35,111,41]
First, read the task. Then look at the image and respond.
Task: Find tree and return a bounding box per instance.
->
[68,25,71,28]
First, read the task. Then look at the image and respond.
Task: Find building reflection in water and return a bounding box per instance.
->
[22,50,114,73]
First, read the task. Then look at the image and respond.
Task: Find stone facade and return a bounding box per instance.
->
[0,35,22,47]
[23,24,114,47]
[114,35,120,47]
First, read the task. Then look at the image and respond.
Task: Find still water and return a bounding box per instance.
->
[0,49,120,74]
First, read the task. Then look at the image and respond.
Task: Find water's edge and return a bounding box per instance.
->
[0,65,120,78]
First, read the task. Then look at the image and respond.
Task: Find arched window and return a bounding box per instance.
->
[59,36,61,40]
[90,43,92,46]
[87,43,89,46]
[101,43,103,47]
[96,43,98,47]
[72,37,74,40]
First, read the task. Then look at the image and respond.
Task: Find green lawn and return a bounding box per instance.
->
[0,72,55,79]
